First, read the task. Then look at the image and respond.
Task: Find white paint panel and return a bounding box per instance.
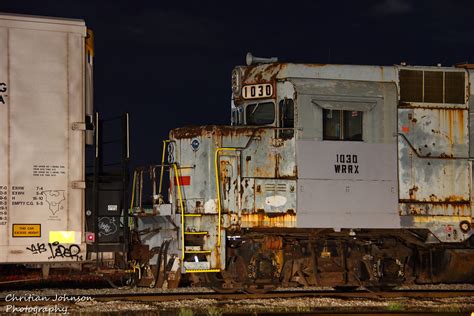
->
[296,140,397,181]
[296,141,400,228]
[297,179,400,228]
[9,28,69,250]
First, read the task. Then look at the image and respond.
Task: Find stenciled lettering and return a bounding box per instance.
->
[0,82,6,104]
[334,153,360,174]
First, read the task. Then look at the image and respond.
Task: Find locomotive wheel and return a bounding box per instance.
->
[243,252,279,294]
[205,256,246,293]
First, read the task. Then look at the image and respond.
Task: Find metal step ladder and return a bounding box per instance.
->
[171,162,221,273]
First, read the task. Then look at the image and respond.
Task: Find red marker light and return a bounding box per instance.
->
[86,232,95,243]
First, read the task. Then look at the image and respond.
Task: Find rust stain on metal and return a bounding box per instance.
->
[241,211,296,228]
[442,195,470,203]
[438,109,464,146]
[409,185,418,200]
[262,236,283,251]
[401,201,470,216]
[170,125,260,140]
[457,110,464,143]
[402,194,469,204]
[242,63,285,83]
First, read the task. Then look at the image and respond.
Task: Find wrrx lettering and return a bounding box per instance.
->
[334,164,359,174]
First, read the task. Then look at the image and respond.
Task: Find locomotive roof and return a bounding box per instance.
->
[239,63,474,94]
[239,62,474,95]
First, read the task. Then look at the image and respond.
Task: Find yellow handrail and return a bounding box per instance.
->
[173,163,186,260]
[214,147,238,247]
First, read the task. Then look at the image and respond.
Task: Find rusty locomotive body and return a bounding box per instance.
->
[132,56,474,292]
[2,12,474,290]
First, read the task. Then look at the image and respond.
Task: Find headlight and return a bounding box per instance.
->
[232,68,241,98]
[167,142,175,164]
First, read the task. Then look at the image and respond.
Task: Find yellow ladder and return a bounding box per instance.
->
[161,140,221,273]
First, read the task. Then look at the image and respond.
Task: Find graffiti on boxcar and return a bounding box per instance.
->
[26,243,47,254]
[98,217,118,236]
[26,242,83,261]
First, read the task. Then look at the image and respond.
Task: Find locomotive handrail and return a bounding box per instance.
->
[213,129,262,248]
[214,147,239,247]
[159,140,172,196]
[397,132,468,160]
[172,163,186,260]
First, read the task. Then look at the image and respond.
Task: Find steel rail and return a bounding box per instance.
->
[2,289,474,306]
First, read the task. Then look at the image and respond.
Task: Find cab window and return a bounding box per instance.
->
[323,109,362,141]
[279,99,294,138]
[279,99,294,128]
[245,102,275,125]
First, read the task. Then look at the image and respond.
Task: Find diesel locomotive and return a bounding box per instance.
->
[2,12,474,292]
[130,53,474,292]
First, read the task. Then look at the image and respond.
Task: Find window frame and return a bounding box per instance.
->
[244,101,276,126]
[323,109,363,141]
[278,98,295,138]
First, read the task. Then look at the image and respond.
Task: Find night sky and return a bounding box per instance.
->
[1,0,474,168]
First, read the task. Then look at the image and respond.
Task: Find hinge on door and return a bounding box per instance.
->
[72,181,86,189]
[72,122,87,131]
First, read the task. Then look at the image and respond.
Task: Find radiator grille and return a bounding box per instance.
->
[399,69,465,104]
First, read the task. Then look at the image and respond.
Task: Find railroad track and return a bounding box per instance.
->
[83,289,474,301]
[2,289,474,305]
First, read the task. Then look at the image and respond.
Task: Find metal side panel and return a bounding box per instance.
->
[0,27,9,247]
[296,140,398,181]
[398,137,471,205]
[297,179,400,228]
[296,140,400,228]
[0,25,86,263]
[398,108,469,159]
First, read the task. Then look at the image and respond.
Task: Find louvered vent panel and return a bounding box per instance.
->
[400,70,423,102]
[424,71,443,103]
[445,72,465,104]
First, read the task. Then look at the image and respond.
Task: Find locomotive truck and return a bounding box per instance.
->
[1,12,474,292]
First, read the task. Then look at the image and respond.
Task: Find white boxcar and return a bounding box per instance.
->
[0,13,89,263]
